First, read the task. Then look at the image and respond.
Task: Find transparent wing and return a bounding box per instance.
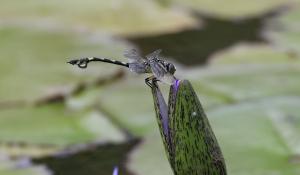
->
[146,49,168,79]
[145,49,162,60]
[123,49,146,64]
[128,63,149,74]
[124,49,149,73]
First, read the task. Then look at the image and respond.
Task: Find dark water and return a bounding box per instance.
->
[33,139,140,175]
[128,8,284,66]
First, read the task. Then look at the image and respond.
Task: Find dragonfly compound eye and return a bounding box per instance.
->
[166,63,176,75]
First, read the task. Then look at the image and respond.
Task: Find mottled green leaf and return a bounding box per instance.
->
[149,80,226,174]
[171,80,226,174]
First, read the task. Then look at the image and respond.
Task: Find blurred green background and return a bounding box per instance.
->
[0,0,300,175]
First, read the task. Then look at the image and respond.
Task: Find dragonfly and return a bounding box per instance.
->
[67,49,177,86]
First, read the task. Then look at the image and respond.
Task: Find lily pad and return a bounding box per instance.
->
[210,44,300,64]
[266,5,300,54]
[97,78,156,135]
[0,0,196,35]
[186,44,300,102]
[128,130,173,175]
[0,103,125,157]
[210,97,300,175]
[0,157,51,175]
[0,166,50,175]
[160,0,289,18]
[0,26,127,102]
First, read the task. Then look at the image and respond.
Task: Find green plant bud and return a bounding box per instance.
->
[150,79,226,175]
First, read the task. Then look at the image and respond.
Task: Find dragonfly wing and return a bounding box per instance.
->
[128,62,148,74]
[146,49,166,79]
[149,59,168,80]
[145,49,162,60]
[123,49,146,64]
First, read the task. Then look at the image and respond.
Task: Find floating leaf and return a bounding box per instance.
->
[0,0,196,35]
[0,103,125,157]
[97,79,158,135]
[210,44,300,65]
[0,26,127,102]
[0,157,51,175]
[187,64,300,102]
[208,97,300,175]
[266,5,300,55]
[128,130,173,175]
[160,0,289,18]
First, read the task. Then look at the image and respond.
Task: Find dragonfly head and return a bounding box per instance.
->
[166,62,176,75]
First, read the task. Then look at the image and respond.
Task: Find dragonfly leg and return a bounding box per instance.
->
[145,77,153,88]
[145,76,158,88]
